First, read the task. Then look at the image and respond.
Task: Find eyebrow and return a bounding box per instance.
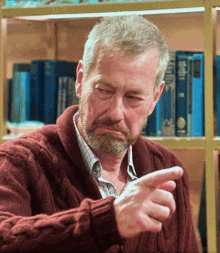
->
[94,78,148,96]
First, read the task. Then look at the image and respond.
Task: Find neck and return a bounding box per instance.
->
[92,148,128,174]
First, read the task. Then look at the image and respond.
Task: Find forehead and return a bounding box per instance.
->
[90,47,159,91]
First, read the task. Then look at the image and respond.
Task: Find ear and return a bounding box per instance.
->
[75,60,84,99]
[148,81,165,116]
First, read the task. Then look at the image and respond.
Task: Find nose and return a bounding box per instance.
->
[107,97,124,123]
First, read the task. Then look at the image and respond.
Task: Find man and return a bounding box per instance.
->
[0,15,200,252]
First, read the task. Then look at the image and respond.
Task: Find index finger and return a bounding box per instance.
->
[140,166,184,188]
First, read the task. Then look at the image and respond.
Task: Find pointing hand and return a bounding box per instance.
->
[114,166,184,238]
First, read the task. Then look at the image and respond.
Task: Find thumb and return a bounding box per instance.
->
[140,166,183,189]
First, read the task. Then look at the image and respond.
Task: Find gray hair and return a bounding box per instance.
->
[82,15,169,91]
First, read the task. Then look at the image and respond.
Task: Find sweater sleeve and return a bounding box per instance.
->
[0,155,123,252]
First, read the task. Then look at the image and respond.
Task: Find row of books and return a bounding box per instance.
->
[4,0,137,7]
[7,60,78,126]
[144,50,205,137]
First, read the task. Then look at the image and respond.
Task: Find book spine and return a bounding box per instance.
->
[44,61,56,125]
[13,72,21,123]
[187,56,193,137]
[7,79,13,122]
[146,109,156,136]
[20,72,25,123]
[176,54,188,137]
[44,61,69,124]
[161,50,176,136]
[192,54,204,136]
[61,76,68,113]
[57,76,64,118]
[68,76,79,106]
[156,97,162,136]
[30,60,46,122]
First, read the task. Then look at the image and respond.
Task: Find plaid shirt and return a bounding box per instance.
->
[73,112,137,198]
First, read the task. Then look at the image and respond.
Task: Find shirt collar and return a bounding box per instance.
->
[73,111,137,179]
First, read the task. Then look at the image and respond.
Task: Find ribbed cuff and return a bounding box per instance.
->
[91,196,124,251]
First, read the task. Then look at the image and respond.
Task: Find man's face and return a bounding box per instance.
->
[76,48,164,154]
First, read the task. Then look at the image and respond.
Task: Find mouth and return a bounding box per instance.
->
[94,126,127,138]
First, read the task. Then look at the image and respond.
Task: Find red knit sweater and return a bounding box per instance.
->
[0,105,200,252]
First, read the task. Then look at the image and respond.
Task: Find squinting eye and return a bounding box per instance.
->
[97,88,112,94]
[127,96,142,101]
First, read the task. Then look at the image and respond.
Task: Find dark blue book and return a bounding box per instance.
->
[146,109,156,136]
[67,76,79,107]
[7,78,13,122]
[44,60,70,124]
[192,53,204,136]
[161,50,176,136]
[11,63,31,123]
[187,56,193,137]
[30,60,47,122]
[176,53,189,137]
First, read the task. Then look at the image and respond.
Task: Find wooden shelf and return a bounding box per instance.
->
[145,137,206,149]
[2,0,204,19]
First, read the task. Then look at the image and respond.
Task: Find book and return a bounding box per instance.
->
[146,108,156,137]
[7,78,13,123]
[192,53,204,136]
[175,53,189,137]
[19,71,31,122]
[44,61,78,124]
[161,50,176,136]
[187,56,193,137]
[30,60,47,123]
[44,60,69,124]
[11,63,31,124]
[156,97,162,136]
[67,76,79,107]
[5,0,16,7]
[57,76,69,117]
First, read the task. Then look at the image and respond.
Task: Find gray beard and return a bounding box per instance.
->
[85,131,134,155]
[78,96,148,155]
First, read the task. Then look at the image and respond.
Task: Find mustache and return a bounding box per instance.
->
[89,119,129,136]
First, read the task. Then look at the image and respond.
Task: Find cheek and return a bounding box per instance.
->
[127,107,149,132]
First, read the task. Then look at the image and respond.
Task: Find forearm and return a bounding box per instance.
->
[0,197,122,252]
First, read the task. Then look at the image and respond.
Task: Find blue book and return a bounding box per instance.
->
[20,71,31,122]
[176,53,189,137]
[156,97,162,136]
[30,60,47,122]
[44,60,70,124]
[11,63,31,124]
[217,56,220,136]
[161,50,176,136]
[5,0,16,7]
[192,53,204,136]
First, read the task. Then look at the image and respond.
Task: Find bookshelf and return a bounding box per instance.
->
[0,0,219,252]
